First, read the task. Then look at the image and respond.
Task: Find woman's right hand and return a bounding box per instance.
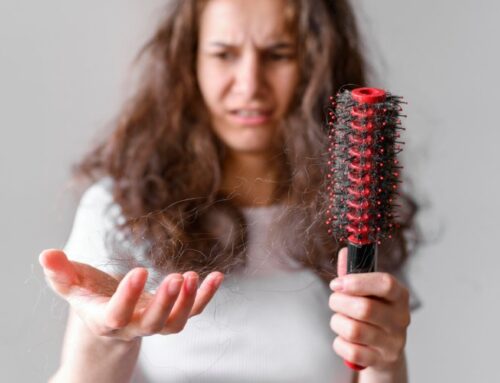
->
[39,249,224,343]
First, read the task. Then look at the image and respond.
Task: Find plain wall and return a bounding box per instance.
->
[1,1,498,381]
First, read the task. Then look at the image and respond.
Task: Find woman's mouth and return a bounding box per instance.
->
[228,109,272,126]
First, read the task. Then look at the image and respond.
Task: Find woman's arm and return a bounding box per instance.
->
[40,249,224,383]
[50,308,141,383]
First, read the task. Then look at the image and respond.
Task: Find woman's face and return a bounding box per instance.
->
[196,0,299,156]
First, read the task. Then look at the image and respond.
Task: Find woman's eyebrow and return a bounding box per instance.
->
[206,41,295,50]
[207,42,235,49]
[265,42,295,50]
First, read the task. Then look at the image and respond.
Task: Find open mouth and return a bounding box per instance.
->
[228,109,273,125]
[231,109,271,117]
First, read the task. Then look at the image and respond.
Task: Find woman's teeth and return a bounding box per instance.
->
[234,110,267,117]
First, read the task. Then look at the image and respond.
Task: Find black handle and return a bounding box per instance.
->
[343,242,377,371]
[347,242,377,274]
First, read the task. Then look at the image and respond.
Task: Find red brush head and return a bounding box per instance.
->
[325,87,406,246]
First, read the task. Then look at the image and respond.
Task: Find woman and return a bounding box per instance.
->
[40,0,420,382]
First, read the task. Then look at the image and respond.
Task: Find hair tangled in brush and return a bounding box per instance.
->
[70,0,421,283]
[326,89,406,245]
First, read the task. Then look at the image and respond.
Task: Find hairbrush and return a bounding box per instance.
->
[325,87,405,371]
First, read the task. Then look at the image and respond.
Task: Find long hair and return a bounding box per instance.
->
[71,0,421,284]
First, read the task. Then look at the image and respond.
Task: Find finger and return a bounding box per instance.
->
[163,272,199,333]
[139,274,184,334]
[333,335,381,369]
[330,313,389,350]
[39,249,80,295]
[329,293,394,331]
[189,272,224,316]
[337,247,348,278]
[104,268,148,329]
[330,272,407,303]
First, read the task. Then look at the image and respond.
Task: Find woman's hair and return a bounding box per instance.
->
[71,0,421,283]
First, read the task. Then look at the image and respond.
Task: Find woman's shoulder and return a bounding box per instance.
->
[63,176,127,274]
[74,176,126,224]
[78,176,115,209]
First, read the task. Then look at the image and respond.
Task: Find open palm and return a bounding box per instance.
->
[39,249,224,342]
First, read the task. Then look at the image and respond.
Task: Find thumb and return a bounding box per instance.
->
[337,247,348,278]
[39,249,80,295]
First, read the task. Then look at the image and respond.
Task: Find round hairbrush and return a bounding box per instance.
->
[325,87,405,371]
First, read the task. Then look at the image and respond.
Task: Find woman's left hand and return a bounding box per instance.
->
[328,247,411,372]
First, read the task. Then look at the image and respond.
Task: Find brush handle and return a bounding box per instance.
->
[343,242,377,371]
[347,242,377,274]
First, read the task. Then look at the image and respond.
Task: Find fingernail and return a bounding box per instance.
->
[168,278,183,296]
[330,278,344,291]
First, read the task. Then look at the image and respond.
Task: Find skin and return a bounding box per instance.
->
[39,249,224,342]
[40,0,411,380]
[196,0,299,206]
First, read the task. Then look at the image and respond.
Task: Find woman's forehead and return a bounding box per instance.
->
[199,0,294,46]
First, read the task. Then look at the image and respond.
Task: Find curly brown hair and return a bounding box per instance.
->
[70,0,420,284]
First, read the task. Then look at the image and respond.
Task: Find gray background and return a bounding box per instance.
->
[1,0,498,381]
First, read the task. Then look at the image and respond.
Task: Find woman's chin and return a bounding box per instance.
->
[224,141,278,157]
[219,132,279,156]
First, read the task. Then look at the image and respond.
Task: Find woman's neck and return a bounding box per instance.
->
[220,151,282,207]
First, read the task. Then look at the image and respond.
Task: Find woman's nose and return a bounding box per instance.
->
[233,53,264,99]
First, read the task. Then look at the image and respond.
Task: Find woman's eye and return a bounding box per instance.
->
[266,52,294,61]
[212,51,235,61]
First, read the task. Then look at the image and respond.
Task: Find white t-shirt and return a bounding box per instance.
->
[63,178,419,383]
